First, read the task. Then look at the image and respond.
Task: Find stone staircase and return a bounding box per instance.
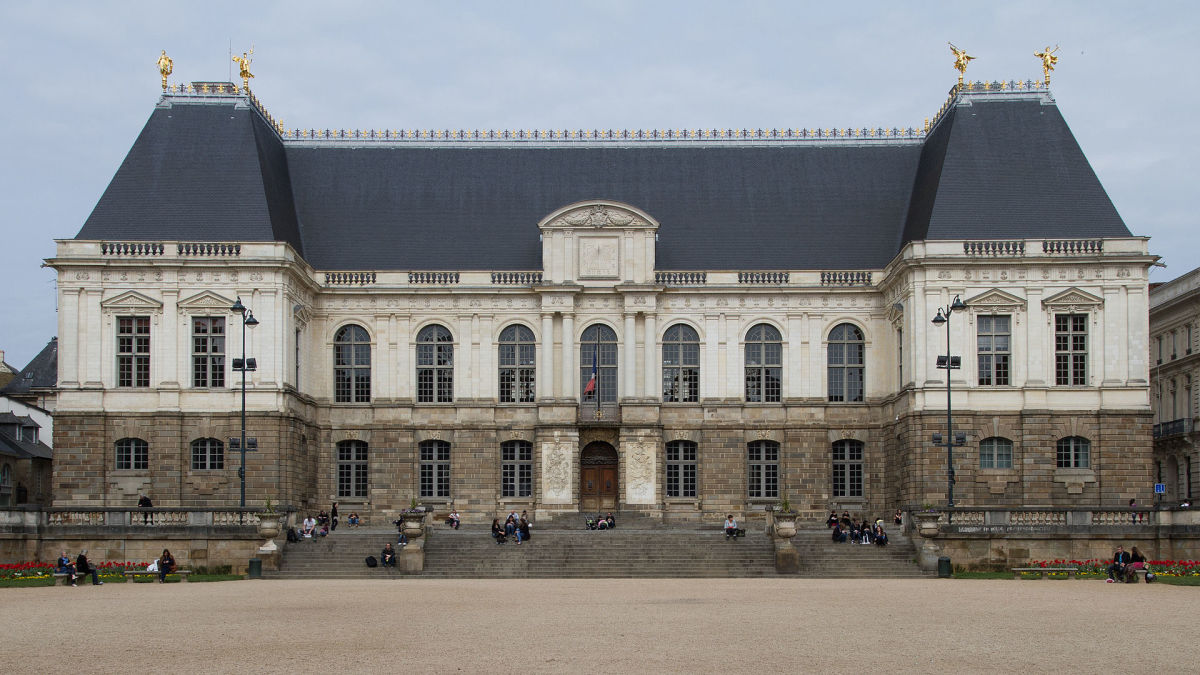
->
[265,521,929,579]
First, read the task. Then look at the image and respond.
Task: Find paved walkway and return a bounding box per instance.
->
[4,578,1195,673]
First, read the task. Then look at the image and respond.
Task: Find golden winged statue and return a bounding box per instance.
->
[1035,45,1060,85]
[948,42,975,85]
[233,47,254,91]
[156,50,174,91]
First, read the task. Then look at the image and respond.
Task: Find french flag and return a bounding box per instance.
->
[583,343,597,398]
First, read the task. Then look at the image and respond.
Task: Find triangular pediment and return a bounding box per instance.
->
[100,290,163,312]
[538,200,659,230]
[1042,287,1104,309]
[179,290,236,311]
[966,289,1026,311]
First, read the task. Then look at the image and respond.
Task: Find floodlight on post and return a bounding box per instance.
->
[230,296,259,517]
[931,294,967,523]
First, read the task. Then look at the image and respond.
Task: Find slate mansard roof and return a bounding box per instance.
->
[75,85,1131,271]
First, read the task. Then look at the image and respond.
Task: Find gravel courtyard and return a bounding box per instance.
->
[3,578,1193,674]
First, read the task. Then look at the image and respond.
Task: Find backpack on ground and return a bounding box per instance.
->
[286,527,299,543]
[365,555,377,568]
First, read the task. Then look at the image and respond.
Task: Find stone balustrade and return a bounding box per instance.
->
[907,506,1166,532]
[39,507,279,528]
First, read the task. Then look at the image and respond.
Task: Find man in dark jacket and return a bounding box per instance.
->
[137,493,153,524]
[1107,546,1131,581]
[76,550,103,585]
[381,543,397,568]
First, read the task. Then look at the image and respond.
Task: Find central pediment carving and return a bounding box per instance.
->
[539,200,659,231]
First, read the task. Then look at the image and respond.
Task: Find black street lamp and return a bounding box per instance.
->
[230,297,259,513]
[931,294,967,521]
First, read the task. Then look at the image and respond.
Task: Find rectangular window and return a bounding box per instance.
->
[747,441,779,498]
[337,441,368,498]
[117,316,151,387]
[192,317,226,387]
[977,315,1011,386]
[832,440,864,498]
[1054,314,1087,386]
[191,439,224,470]
[979,438,1013,469]
[665,441,698,498]
[115,439,148,471]
[897,328,903,387]
[501,440,533,497]
[419,440,451,498]
[499,344,536,403]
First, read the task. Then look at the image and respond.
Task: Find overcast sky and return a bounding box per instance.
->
[1,0,1196,367]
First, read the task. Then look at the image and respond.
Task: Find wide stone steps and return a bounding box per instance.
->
[266,524,929,579]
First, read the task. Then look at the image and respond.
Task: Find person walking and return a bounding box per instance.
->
[330,502,339,531]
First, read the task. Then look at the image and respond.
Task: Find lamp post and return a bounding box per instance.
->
[231,297,258,513]
[931,294,967,522]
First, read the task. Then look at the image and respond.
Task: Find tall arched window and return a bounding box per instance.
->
[191,438,224,470]
[498,325,536,403]
[337,440,368,498]
[580,324,618,403]
[334,324,371,403]
[980,437,1013,469]
[417,324,454,403]
[1056,436,1090,469]
[745,324,782,403]
[828,323,865,402]
[115,438,149,470]
[662,324,699,403]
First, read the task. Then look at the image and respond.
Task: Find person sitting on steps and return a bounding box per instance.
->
[446,508,461,529]
[492,518,507,544]
[347,512,360,528]
[597,513,609,530]
[832,523,847,543]
[874,525,888,546]
[826,510,839,528]
[724,514,738,540]
[381,543,396,568]
[604,512,616,529]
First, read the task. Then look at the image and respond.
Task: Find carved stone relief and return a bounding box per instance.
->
[624,441,656,505]
[578,237,619,278]
[541,441,573,504]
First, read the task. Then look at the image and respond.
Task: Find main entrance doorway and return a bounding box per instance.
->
[580,441,618,512]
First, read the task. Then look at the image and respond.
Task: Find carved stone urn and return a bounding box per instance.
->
[256,513,281,540]
[401,510,426,541]
[774,512,798,539]
[912,511,942,571]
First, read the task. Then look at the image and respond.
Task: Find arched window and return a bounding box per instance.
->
[419,440,451,497]
[334,324,371,403]
[832,439,864,497]
[580,324,618,403]
[337,440,368,498]
[662,324,700,403]
[191,438,224,470]
[747,440,779,498]
[745,324,782,403]
[1056,436,1090,469]
[417,324,454,403]
[828,323,864,402]
[115,438,149,470]
[666,440,698,497]
[498,325,536,403]
[501,440,533,497]
[980,437,1013,469]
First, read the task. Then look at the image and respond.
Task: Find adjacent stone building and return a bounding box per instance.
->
[46,79,1156,524]
[1149,266,1199,504]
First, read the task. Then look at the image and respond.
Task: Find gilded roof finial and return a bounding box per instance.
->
[232,46,254,92]
[1034,45,1060,85]
[156,50,174,91]
[948,42,975,86]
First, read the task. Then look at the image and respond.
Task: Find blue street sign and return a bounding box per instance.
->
[1154,483,1166,494]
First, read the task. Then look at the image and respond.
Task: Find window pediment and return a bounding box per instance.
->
[100,290,163,314]
[966,288,1026,313]
[178,290,235,312]
[1042,287,1103,311]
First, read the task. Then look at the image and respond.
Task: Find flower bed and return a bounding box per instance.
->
[1029,558,1200,577]
[1,561,151,581]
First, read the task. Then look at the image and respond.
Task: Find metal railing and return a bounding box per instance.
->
[1153,418,1193,439]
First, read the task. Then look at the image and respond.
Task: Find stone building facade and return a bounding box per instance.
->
[1149,266,1199,504]
[47,80,1156,524]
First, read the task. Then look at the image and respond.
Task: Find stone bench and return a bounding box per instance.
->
[1012,567,1078,580]
[123,569,191,583]
[52,572,82,586]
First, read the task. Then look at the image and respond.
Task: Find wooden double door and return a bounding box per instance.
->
[580,441,618,512]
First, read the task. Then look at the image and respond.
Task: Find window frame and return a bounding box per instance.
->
[419,440,451,498]
[500,440,533,498]
[417,324,455,404]
[191,316,226,388]
[747,440,780,499]
[117,316,151,388]
[832,439,864,498]
[1054,313,1088,386]
[579,324,618,403]
[333,324,372,403]
[979,437,1014,469]
[827,323,865,403]
[665,440,698,498]
[662,324,700,403]
[744,323,782,403]
[976,314,1011,386]
[336,440,369,498]
[498,325,536,404]
[115,438,148,471]
[190,438,225,471]
[1056,436,1091,469]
